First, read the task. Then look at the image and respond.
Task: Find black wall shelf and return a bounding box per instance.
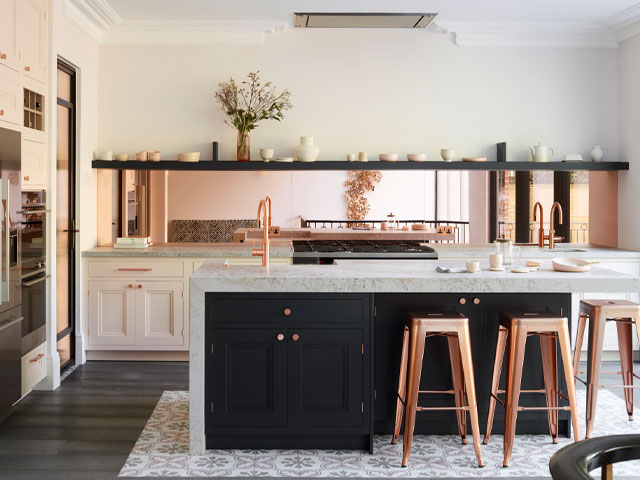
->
[91,160,629,172]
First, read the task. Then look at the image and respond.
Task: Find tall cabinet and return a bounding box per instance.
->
[0,0,49,398]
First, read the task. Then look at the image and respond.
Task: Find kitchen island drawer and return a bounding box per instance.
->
[21,342,46,397]
[209,293,367,325]
[88,260,184,278]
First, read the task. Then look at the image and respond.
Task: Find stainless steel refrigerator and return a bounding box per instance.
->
[0,126,23,421]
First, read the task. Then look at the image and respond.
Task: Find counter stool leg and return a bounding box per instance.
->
[540,334,559,443]
[392,326,411,444]
[457,324,484,468]
[558,324,581,441]
[503,324,527,467]
[586,311,606,438]
[402,323,426,467]
[447,335,468,445]
[616,320,635,420]
[573,313,587,379]
[483,325,507,445]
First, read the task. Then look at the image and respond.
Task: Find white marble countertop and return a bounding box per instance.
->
[83,242,639,261]
[82,241,294,258]
[190,259,640,293]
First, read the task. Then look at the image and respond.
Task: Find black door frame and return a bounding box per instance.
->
[489,171,571,243]
[56,59,77,370]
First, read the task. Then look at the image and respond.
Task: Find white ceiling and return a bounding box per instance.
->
[105,0,638,24]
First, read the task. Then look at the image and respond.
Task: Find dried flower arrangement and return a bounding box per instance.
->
[344,170,383,221]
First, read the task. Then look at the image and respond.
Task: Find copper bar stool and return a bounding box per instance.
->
[392,311,484,468]
[484,311,581,467]
[573,299,640,438]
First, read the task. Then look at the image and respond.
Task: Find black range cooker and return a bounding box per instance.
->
[292,240,438,264]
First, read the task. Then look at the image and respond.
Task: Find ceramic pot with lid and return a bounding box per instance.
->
[529,143,554,162]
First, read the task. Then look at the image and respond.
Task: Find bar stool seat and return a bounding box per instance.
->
[392,311,483,468]
[484,311,581,467]
[573,299,640,438]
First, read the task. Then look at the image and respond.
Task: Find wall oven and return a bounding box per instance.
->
[19,191,48,354]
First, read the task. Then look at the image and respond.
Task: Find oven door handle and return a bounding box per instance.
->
[22,267,46,277]
[0,316,23,333]
[15,209,50,215]
[1,178,8,304]
[22,274,50,287]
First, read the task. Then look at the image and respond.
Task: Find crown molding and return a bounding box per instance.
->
[63,0,289,45]
[603,3,640,42]
[436,21,618,48]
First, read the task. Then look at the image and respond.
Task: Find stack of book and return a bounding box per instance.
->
[114,237,152,249]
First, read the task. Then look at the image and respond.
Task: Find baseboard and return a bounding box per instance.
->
[578,351,639,362]
[86,351,189,361]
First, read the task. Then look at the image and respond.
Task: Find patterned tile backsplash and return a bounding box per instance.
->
[171,220,257,243]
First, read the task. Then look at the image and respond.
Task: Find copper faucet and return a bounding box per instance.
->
[533,202,544,248]
[253,198,270,267]
[546,202,563,249]
[258,196,272,229]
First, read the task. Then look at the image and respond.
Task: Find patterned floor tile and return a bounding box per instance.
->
[120,389,640,478]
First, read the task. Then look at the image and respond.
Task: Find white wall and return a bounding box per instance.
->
[618,33,640,250]
[97,29,618,235]
[42,0,99,387]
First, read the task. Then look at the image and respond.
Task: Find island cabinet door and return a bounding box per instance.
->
[288,329,364,428]
[210,328,287,427]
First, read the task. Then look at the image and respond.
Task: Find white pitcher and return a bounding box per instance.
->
[529,143,554,162]
[590,145,607,162]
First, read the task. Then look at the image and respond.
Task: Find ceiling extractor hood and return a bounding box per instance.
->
[293,13,437,29]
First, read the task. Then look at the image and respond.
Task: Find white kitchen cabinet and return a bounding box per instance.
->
[88,280,137,346]
[135,281,185,347]
[19,0,47,84]
[21,137,46,190]
[0,0,20,72]
[0,69,21,126]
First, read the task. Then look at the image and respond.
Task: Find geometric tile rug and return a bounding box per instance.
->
[119,390,640,478]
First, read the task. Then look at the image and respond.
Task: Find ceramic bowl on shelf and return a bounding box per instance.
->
[379,153,398,162]
[260,148,275,162]
[275,157,294,162]
[114,153,129,161]
[440,149,455,162]
[462,157,487,162]
[148,151,161,161]
[136,151,149,161]
[178,152,200,162]
[407,153,427,162]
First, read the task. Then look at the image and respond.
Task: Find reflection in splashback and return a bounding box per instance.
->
[171,219,257,243]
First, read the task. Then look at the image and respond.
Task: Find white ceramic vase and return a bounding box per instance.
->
[590,145,607,162]
[294,136,319,162]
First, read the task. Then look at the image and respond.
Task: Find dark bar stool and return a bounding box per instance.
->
[392,311,483,468]
[484,311,581,467]
[573,299,640,438]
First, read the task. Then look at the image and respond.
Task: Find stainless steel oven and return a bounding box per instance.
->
[19,191,48,354]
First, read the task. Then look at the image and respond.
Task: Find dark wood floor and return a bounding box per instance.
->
[0,360,638,480]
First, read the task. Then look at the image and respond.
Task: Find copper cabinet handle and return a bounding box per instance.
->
[0,109,4,116]
[24,66,30,72]
[24,176,29,181]
[473,298,480,305]
[291,333,300,342]
[459,298,466,305]
[137,284,142,289]
[127,284,133,289]
[283,308,291,316]
[118,268,152,271]
[0,53,6,60]
[276,333,284,341]
[30,353,44,363]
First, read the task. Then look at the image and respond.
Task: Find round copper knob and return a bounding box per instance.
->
[24,176,29,181]
[0,109,4,116]
[283,308,291,316]
[24,66,30,72]
[0,53,6,60]
[276,333,284,341]
[473,298,480,305]
[137,284,142,289]
[291,333,300,342]
[459,298,466,305]
[128,284,133,289]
